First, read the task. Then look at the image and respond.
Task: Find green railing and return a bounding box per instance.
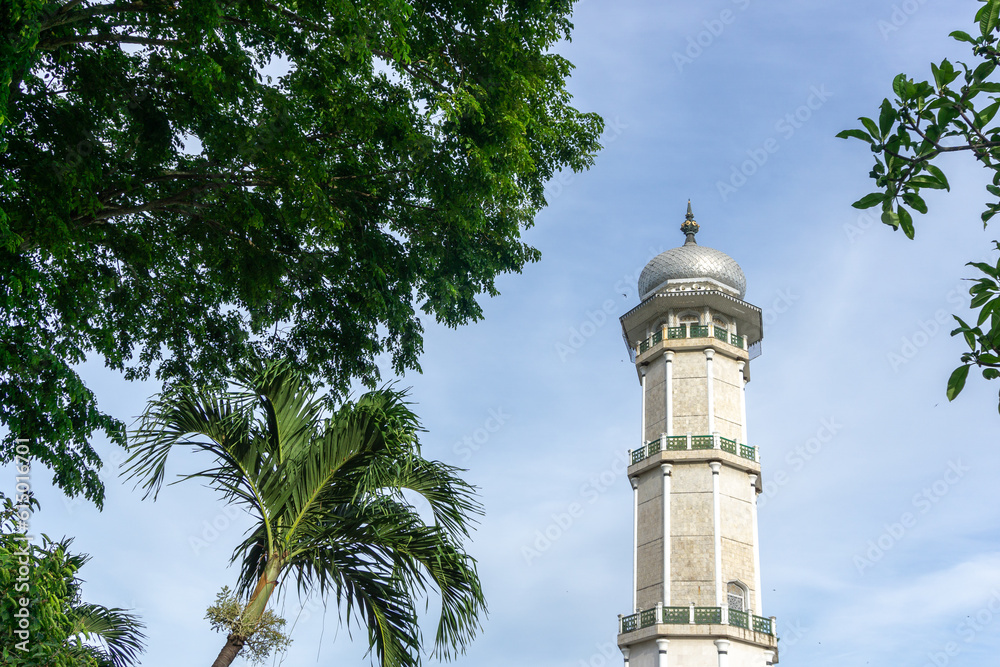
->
[636,325,747,354]
[621,614,638,633]
[667,326,687,339]
[662,606,689,623]
[694,607,722,624]
[630,435,758,464]
[619,607,775,637]
[666,435,687,451]
[691,435,714,450]
[753,615,774,635]
[690,324,710,338]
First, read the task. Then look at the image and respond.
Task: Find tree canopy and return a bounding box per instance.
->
[0,0,604,504]
[839,0,1000,410]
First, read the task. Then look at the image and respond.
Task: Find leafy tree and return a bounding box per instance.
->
[0,494,146,667]
[123,360,486,667]
[0,0,604,505]
[839,0,1000,409]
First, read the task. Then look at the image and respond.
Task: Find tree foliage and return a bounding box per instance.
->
[0,0,604,504]
[0,494,146,667]
[123,359,486,667]
[839,0,1000,410]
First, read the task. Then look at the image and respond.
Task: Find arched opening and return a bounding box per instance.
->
[727,581,748,612]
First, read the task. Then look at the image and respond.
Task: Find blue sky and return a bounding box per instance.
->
[7,1,1000,666]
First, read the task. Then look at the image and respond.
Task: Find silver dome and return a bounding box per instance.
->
[638,204,747,299]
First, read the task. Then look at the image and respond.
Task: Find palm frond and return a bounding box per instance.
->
[72,603,147,667]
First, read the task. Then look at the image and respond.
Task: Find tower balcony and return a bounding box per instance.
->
[617,603,778,651]
[636,322,760,361]
[630,433,759,465]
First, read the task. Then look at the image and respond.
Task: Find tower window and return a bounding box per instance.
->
[727,581,748,611]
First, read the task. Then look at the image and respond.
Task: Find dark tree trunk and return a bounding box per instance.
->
[211,633,246,667]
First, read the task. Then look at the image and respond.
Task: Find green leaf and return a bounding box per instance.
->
[898,206,915,239]
[969,261,999,277]
[879,99,898,136]
[892,73,909,99]
[950,30,977,44]
[836,129,873,143]
[924,164,951,191]
[852,192,886,209]
[978,298,999,325]
[860,117,882,141]
[987,0,1000,35]
[947,364,970,401]
[881,209,900,229]
[903,191,928,214]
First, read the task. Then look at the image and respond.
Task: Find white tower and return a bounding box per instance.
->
[616,204,777,667]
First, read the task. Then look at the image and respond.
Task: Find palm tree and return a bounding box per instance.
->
[123,360,486,667]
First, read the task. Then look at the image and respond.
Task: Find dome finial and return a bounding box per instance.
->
[680,200,699,244]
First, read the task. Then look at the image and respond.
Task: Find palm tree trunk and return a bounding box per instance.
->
[211,633,246,667]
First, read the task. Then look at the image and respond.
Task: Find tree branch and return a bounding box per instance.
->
[40,33,185,49]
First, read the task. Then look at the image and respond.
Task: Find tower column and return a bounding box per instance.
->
[714,639,731,667]
[749,473,763,616]
[709,461,723,606]
[661,464,672,606]
[631,476,639,612]
[664,352,674,436]
[640,365,648,445]
[705,349,716,435]
[737,360,748,445]
[655,639,669,667]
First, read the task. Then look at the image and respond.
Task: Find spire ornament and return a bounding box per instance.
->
[680,200,699,244]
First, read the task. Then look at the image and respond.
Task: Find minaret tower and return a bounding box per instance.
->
[616,204,777,667]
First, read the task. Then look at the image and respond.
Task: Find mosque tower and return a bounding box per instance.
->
[615,204,778,667]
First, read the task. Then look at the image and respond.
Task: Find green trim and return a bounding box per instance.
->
[690,324,709,338]
[753,615,774,635]
[694,607,722,624]
[666,435,687,451]
[729,608,749,629]
[691,435,714,450]
[662,606,689,623]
